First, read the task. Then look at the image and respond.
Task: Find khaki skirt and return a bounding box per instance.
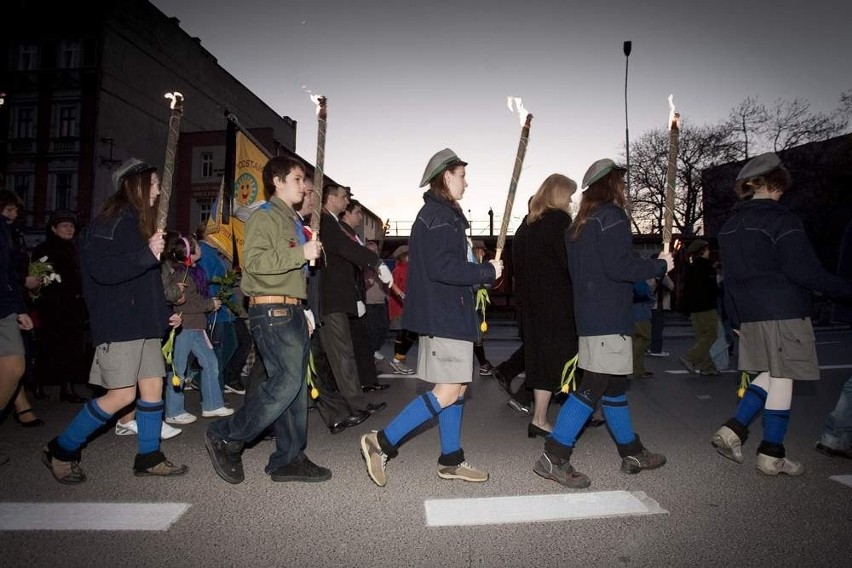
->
[578,334,633,375]
[738,318,819,380]
[0,313,25,357]
[89,338,166,389]
[416,335,475,384]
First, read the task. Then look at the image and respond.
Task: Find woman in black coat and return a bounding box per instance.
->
[31,210,89,402]
[514,174,578,438]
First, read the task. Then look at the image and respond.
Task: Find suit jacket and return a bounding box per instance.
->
[319,210,381,316]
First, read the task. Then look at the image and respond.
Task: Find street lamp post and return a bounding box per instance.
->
[623,41,632,196]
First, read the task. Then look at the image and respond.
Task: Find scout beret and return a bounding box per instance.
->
[582,158,627,189]
[113,158,156,192]
[420,148,468,187]
[736,152,782,181]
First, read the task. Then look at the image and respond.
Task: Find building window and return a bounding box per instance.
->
[198,198,213,224]
[17,43,38,71]
[200,152,214,178]
[50,172,77,211]
[12,174,35,210]
[58,40,81,69]
[57,105,79,137]
[12,107,36,139]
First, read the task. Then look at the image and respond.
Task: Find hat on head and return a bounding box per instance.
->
[582,158,626,189]
[392,245,409,259]
[736,152,782,181]
[112,158,156,192]
[687,238,709,256]
[420,148,468,187]
[49,209,77,227]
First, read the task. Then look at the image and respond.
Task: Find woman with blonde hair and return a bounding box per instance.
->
[513,174,578,439]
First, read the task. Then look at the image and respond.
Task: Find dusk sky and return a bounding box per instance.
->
[151,0,851,235]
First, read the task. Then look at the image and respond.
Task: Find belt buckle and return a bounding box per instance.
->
[269,307,291,317]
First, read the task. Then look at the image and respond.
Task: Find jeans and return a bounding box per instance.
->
[210,319,237,390]
[173,329,223,413]
[210,303,309,473]
[818,375,852,450]
[222,318,252,387]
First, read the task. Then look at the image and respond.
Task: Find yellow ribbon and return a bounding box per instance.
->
[161,328,182,387]
[306,351,320,400]
[559,354,580,393]
[475,288,490,333]
[737,371,751,399]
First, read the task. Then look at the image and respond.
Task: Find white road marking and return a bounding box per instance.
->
[829,475,852,488]
[819,364,852,370]
[424,491,667,527]
[0,503,190,531]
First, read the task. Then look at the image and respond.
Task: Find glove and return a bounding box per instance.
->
[378,263,393,286]
[356,300,366,318]
[304,309,316,334]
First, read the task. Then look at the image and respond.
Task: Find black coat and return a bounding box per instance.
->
[514,210,578,391]
[318,210,381,316]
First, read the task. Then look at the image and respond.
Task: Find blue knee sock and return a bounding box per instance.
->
[438,397,464,456]
[136,400,163,455]
[734,384,767,426]
[762,409,790,445]
[601,394,636,445]
[383,392,441,447]
[57,400,112,453]
[551,394,595,448]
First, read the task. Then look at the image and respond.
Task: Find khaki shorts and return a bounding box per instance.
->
[0,314,25,357]
[578,334,633,375]
[738,318,819,380]
[89,338,166,389]
[416,336,475,384]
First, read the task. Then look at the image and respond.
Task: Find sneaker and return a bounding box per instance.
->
[479,363,494,376]
[621,448,667,474]
[202,406,235,418]
[183,379,197,391]
[165,412,197,426]
[133,451,189,477]
[389,358,415,375]
[360,431,388,487]
[507,398,531,416]
[270,455,331,482]
[204,429,244,484]
[42,446,86,485]
[115,420,183,440]
[756,453,804,476]
[224,383,246,395]
[533,452,591,488]
[647,351,670,357]
[438,461,488,482]
[679,357,696,374]
[373,351,385,361]
[711,425,744,463]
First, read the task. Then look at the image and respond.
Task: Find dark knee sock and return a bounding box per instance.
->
[734,383,767,426]
[438,397,464,456]
[762,408,790,446]
[551,393,595,448]
[601,394,636,445]
[136,399,163,455]
[57,399,112,453]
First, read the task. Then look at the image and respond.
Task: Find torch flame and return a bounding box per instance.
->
[507,96,530,126]
[667,94,680,130]
[304,87,325,116]
[164,92,183,110]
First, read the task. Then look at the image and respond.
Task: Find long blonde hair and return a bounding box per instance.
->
[527,174,576,223]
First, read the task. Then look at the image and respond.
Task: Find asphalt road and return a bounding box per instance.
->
[1,321,850,568]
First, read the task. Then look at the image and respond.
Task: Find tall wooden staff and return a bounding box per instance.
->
[156,92,184,231]
[376,218,390,257]
[309,95,327,266]
[663,94,681,254]
[495,98,533,262]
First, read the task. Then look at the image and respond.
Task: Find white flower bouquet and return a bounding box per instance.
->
[28,256,62,299]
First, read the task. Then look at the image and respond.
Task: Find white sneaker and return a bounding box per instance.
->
[115,420,183,440]
[373,351,385,361]
[389,359,415,375]
[165,412,197,425]
[202,406,235,418]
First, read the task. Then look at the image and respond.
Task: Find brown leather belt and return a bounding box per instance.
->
[249,295,303,306]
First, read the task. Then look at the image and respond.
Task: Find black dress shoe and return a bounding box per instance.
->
[815,442,852,459]
[365,402,387,414]
[330,411,370,434]
[362,382,391,392]
[528,424,551,439]
[14,408,44,428]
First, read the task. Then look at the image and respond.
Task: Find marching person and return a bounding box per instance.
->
[43,158,187,483]
[533,158,673,488]
[204,156,330,484]
[681,239,720,375]
[360,148,502,487]
[711,152,852,475]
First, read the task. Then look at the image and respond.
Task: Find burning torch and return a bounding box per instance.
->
[156,92,184,232]
[495,97,533,262]
[663,94,680,254]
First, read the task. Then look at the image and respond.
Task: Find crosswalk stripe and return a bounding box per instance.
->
[829,475,852,488]
[0,503,190,531]
[424,491,667,527]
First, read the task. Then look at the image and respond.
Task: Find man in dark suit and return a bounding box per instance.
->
[317,184,391,431]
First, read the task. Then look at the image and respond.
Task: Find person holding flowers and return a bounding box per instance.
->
[163,233,230,424]
[533,159,673,488]
[359,148,502,487]
[42,158,187,483]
